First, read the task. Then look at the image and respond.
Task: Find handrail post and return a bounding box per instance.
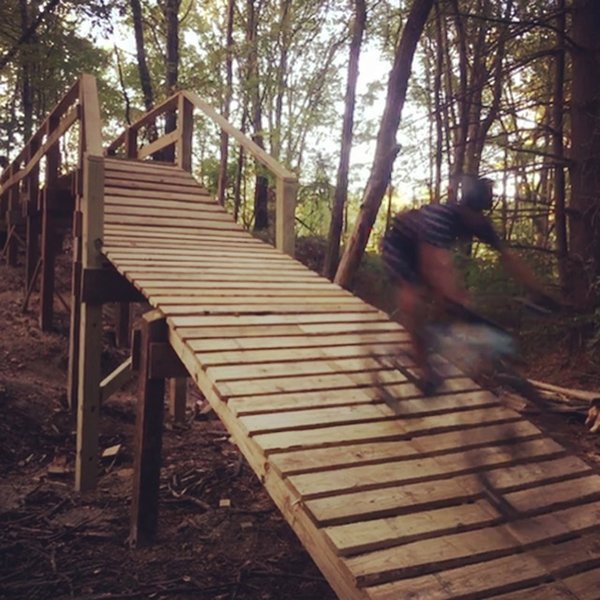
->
[276,176,297,258]
[75,74,105,492]
[176,94,193,172]
[125,127,138,159]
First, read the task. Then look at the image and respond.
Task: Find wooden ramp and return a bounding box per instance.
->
[102,157,600,600]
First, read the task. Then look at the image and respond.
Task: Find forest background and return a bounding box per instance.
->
[1,0,600,364]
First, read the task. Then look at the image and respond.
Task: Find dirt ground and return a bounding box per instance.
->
[1,248,600,600]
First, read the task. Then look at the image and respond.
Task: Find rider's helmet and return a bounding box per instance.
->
[460,177,494,211]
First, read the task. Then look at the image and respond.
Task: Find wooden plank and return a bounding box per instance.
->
[561,568,600,599]
[104,156,182,174]
[347,524,522,586]
[253,407,520,454]
[104,225,260,242]
[206,354,391,384]
[105,246,289,261]
[364,553,550,600]
[304,454,590,526]
[104,185,216,203]
[104,204,233,222]
[504,474,600,514]
[104,171,200,186]
[145,287,350,299]
[506,500,600,545]
[491,584,574,600]
[349,502,600,587]
[531,533,600,575]
[105,195,221,211]
[128,270,321,282]
[286,438,564,500]
[169,312,387,328]
[217,367,472,399]
[188,331,410,351]
[270,420,545,476]
[227,376,476,416]
[238,390,499,436]
[326,500,501,557]
[104,213,243,230]
[194,341,411,366]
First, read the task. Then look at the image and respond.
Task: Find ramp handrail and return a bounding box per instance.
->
[0,74,103,202]
[105,90,297,257]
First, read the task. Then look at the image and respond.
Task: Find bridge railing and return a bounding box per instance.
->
[0,74,103,328]
[106,91,297,257]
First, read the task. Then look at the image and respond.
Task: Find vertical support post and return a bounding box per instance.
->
[6,186,19,266]
[39,189,56,331]
[168,377,187,424]
[176,95,193,172]
[67,187,82,412]
[275,176,297,258]
[75,154,104,492]
[115,302,131,348]
[125,127,138,159]
[130,309,167,546]
[25,139,40,289]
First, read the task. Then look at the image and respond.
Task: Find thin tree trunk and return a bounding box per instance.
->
[130,0,155,112]
[552,0,568,293]
[217,0,235,206]
[163,0,180,162]
[334,0,434,288]
[19,0,33,141]
[568,0,600,309]
[246,0,269,231]
[322,0,366,280]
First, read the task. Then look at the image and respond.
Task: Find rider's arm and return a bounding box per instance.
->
[498,247,548,297]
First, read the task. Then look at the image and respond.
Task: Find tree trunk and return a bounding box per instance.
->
[552,0,568,293]
[130,0,155,113]
[246,0,269,231]
[568,0,600,309]
[163,0,180,162]
[334,0,434,288]
[217,0,235,206]
[322,0,366,280]
[19,0,33,141]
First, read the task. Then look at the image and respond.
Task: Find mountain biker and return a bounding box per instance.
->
[382,176,551,394]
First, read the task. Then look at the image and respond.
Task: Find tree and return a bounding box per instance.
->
[568,0,600,309]
[322,0,366,280]
[334,0,435,288]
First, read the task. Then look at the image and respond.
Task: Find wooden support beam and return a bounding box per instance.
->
[100,356,134,403]
[81,266,145,304]
[176,95,193,172]
[75,153,104,493]
[168,377,187,423]
[39,189,58,331]
[276,176,297,258]
[115,302,131,348]
[148,342,188,379]
[130,309,167,547]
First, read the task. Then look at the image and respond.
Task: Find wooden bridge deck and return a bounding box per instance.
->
[101,157,600,600]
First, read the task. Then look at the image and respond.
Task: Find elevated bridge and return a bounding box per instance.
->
[2,75,600,600]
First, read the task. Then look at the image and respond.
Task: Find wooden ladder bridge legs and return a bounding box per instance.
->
[130,310,188,547]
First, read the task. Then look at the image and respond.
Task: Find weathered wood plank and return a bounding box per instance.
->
[327,500,501,557]
[287,438,564,500]
[272,421,543,477]
[364,553,550,600]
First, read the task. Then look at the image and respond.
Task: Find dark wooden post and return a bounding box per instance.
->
[39,188,57,330]
[176,94,194,173]
[25,138,40,290]
[130,309,167,546]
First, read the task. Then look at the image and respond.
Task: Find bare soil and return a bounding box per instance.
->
[1,246,600,600]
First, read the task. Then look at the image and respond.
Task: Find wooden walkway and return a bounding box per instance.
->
[101,156,600,600]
